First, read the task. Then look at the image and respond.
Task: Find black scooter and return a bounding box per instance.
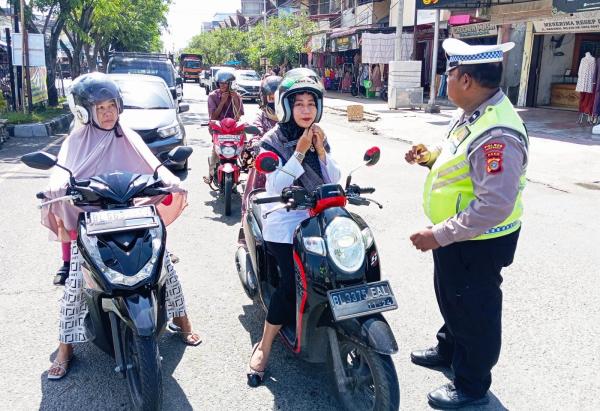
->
[22,147,193,411]
[235,147,400,411]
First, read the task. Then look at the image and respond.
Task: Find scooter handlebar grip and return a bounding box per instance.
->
[359,187,376,194]
[253,196,281,204]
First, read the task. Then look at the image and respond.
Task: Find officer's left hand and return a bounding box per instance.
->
[410,228,440,252]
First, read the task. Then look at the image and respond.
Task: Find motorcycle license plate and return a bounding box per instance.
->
[218,134,241,143]
[85,205,159,235]
[327,280,397,321]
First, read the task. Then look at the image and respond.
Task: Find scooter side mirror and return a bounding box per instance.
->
[167,146,193,163]
[244,125,260,135]
[21,151,58,170]
[364,146,380,167]
[255,151,279,174]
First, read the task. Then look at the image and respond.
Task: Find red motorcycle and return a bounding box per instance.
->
[208,118,259,216]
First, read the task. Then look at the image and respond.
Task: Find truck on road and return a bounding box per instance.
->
[179,53,203,83]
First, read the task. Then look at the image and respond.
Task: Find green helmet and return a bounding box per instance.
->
[274,68,324,123]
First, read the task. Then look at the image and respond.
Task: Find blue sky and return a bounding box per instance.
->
[162,0,241,52]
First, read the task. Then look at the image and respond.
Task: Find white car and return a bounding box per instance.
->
[108,74,190,171]
[233,69,261,102]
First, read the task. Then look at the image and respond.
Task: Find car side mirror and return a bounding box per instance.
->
[178,103,190,113]
[255,151,278,174]
[244,125,260,135]
[167,146,193,163]
[364,146,380,166]
[21,151,58,170]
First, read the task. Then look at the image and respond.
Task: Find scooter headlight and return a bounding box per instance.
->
[325,217,365,273]
[79,225,163,287]
[220,145,236,158]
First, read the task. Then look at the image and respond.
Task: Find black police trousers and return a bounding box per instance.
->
[432,229,520,397]
[265,241,296,326]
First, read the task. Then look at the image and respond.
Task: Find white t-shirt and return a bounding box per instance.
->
[259,152,342,244]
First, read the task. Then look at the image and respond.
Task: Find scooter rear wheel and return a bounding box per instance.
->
[328,334,400,411]
[122,325,162,411]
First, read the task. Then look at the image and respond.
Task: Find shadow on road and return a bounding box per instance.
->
[0,134,65,164]
[237,303,338,410]
[201,189,243,226]
[39,333,193,410]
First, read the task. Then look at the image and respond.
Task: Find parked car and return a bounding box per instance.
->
[108,73,190,171]
[106,53,183,104]
[232,69,261,102]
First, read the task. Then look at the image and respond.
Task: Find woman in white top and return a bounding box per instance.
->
[247,69,341,386]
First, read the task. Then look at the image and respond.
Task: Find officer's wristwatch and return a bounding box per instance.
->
[293,151,305,163]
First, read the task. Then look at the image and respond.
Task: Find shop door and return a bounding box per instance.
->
[526,35,544,107]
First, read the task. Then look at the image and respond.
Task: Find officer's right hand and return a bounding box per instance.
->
[405,144,431,165]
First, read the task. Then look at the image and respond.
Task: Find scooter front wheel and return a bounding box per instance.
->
[328,333,400,411]
[122,325,163,411]
[224,172,233,216]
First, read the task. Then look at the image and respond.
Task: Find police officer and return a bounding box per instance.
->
[405,38,529,408]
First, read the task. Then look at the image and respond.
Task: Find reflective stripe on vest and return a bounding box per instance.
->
[423,95,529,241]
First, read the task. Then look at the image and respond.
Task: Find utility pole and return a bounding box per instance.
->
[20,0,32,113]
[394,0,404,60]
[263,0,267,28]
[425,9,440,113]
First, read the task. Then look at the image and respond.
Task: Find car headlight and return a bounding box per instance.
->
[79,224,163,287]
[220,145,236,158]
[325,217,365,273]
[158,123,181,138]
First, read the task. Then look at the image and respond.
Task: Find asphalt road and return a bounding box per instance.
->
[0,82,598,410]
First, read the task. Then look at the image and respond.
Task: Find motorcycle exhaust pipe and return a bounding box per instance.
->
[235,246,257,298]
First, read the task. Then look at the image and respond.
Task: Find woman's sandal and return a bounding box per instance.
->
[167,322,202,346]
[247,343,266,387]
[47,355,74,380]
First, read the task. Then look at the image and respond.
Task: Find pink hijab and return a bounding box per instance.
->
[42,122,187,239]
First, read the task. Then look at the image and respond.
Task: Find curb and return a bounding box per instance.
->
[8,113,73,138]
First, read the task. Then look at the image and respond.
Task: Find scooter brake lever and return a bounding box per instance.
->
[262,203,289,219]
[363,197,383,209]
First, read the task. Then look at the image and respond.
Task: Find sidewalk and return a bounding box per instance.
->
[323,91,600,194]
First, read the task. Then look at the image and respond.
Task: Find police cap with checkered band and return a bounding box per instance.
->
[443,38,515,73]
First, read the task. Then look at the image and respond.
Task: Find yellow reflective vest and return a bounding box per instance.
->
[423,96,528,240]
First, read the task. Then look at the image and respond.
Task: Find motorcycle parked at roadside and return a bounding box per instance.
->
[235,147,400,411]
[207,118,259,216]
[22,146,193,411]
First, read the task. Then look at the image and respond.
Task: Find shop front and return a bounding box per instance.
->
[525,11,600,115]
[326,31,361,92]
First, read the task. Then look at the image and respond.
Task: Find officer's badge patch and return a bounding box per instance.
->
[484,141,505,174]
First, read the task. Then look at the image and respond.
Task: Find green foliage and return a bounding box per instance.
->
[185,14,315,70]
[3,106,68,124]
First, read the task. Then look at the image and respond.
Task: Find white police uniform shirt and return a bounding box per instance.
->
[259,151,341,244]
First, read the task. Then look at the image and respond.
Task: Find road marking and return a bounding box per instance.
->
[0,135,66,185]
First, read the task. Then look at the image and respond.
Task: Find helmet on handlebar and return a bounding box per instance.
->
[67,72,123,126]
[275,68,323,124]
[259,75,282,121]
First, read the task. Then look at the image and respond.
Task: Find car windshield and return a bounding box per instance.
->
[108,59,175,86]
[237,71,260,81]
[116,80,173,110]
[184,60,201,68]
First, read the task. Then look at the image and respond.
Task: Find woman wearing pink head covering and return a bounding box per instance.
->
[45,73,201,381]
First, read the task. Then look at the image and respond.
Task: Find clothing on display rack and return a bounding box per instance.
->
[592,57,600,117]
[437,73,447,98]
[576,52,596,93]
[372,65,382,89]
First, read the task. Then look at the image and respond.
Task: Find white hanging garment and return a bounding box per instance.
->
[576,52,596,93]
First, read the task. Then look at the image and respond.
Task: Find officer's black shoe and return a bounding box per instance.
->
[410,346,451,368]
[427,382,489,409]
[53,263,70,286]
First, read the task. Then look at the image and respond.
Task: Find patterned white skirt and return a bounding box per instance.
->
[59,240,187,344]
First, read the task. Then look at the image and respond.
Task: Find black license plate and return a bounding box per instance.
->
[327,280,397,321]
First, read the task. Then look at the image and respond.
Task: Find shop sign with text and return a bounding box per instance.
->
[534,12,600,33]
[451,22,498,39]
[331,35,358,52]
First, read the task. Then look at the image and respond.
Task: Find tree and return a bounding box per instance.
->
[186,27,248,66]
[245,14,315,69]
